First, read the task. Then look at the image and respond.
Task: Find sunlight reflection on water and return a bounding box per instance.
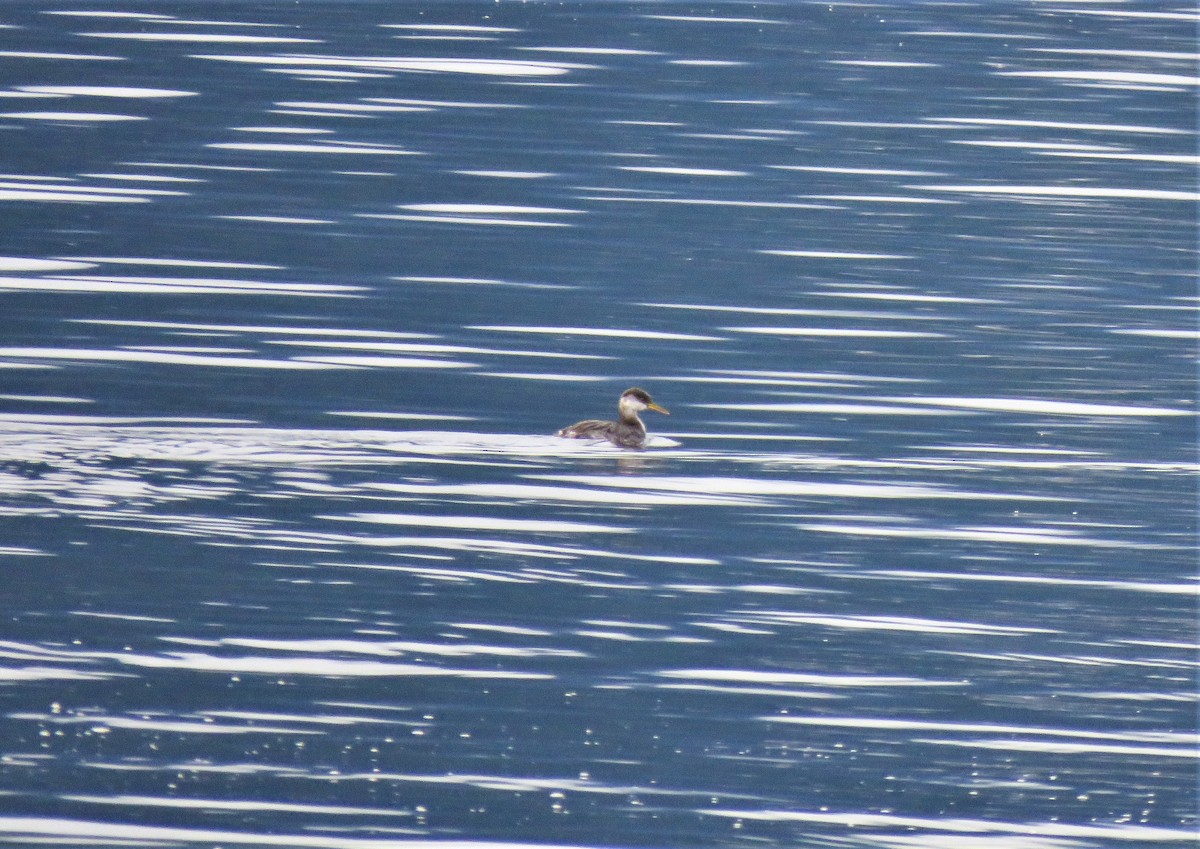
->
[0,1,1194,847]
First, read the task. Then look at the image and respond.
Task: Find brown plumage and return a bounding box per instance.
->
[556,387,670,449]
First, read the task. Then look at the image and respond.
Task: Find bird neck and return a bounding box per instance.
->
[618,409,646,429]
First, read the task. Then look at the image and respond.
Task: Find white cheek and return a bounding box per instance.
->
[619,396,647,416]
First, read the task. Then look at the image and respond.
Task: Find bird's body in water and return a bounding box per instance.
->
[556,387,669,449]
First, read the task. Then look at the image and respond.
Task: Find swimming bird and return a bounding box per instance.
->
[556,387,670,449]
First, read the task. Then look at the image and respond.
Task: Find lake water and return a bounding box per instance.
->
[0,2,1196,847]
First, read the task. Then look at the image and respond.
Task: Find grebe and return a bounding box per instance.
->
[556,387,669,449]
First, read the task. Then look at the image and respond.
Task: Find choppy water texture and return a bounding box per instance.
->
[0,2,1196,847]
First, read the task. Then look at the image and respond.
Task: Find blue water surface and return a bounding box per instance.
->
[0,2,1195,847]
